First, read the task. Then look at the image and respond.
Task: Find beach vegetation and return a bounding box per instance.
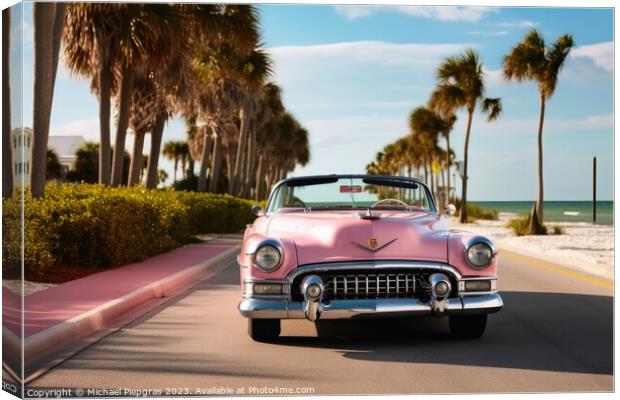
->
[454,199,499,221]
[507,215,548,236]
[503,29,574,230]
[551,225,566,235]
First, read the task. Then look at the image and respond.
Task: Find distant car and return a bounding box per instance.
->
[238,174,503,341]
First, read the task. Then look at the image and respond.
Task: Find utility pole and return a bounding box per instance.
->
[593,156,597,224]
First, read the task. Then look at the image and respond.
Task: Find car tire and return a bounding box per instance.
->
[449,314,487,339]
[248,318,281,342]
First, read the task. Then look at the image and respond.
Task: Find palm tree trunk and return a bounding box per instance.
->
[173,159,178,182]
[446,132,451,205]
[50,4,65,96]
[243,127,257,198]
[209,131,222,193]
[198,126,213,192]
[111,66,135,186]
[181,158,187,179]
[2,8,12,198]
[128,132,145,185]
[227,144,235,194]
[145,115,165,189]
[440,166,446,207]
[98,50,112,185]
[536,95,546,224]
[31,3,58,198]
[460,110,474,223]
[232,105,250,196]
[429,162,435,196]
[254,154,266,200]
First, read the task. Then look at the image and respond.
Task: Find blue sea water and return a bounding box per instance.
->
[471,201,614,226]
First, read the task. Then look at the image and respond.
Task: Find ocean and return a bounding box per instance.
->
[470,201,614,226]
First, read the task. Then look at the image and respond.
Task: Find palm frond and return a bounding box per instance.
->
[481,97,503,121]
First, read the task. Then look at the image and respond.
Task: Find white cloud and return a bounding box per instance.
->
[493,20,538,29]
[571,42,613,72]
[483,67,504,85]
[334,5,497,22]
[583,113,614,129]
[333,5,376,20]
[270,41,472,65]
[467,30,509,36]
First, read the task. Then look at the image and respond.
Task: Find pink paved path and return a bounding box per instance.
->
[3,243,235,338]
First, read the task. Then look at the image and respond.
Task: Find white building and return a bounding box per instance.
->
[10,127,32,187]
[10,129,86,186]
[48,135,86,177]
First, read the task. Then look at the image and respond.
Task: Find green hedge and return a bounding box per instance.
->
[2,183,256,274]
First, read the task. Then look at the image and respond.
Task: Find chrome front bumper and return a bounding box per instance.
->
[238,293,503,319]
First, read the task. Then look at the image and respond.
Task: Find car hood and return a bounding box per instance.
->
[264,210,449,265]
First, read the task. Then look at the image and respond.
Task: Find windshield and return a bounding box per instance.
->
[266,176,436,213]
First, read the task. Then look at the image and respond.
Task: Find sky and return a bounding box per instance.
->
[10,4,614,200]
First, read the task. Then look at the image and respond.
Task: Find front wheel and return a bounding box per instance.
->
[449,314,487,339]
[247,318,281,342]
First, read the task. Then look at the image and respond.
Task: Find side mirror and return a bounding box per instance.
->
[443,204,456,216]
[251,204,265,217]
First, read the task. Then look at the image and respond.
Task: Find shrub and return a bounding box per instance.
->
[551,225,565,235]
[506,215,548,236]
[2,183,256,275]
[453,199,499,221]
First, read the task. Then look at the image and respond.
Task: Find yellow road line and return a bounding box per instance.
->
[500,249,614,290]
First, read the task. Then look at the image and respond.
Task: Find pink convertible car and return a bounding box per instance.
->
[238,175,503,341]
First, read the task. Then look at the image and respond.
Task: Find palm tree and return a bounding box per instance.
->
[64,4,181,186]
[409,107,440,199]
[140,155,149,184]
[243,83,284,197]
[31,3,66,197]
[63,4,122,185]
[429,49,502,223]
[140,5,260,191]
[409,106,456,207]
[2,7,12,198]
[162,140,184,182]
[109,5,189,187]
[236,50,273,196]
[503,30,574,229]
[157,169,168,187]
[46,148,62,180]
[178,142,191,179]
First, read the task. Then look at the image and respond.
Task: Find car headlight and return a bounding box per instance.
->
[253,244,282,272]
[466,241,494,269]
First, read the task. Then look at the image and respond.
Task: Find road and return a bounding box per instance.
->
[29,250,613,395]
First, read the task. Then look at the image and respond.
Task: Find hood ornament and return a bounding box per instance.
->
[351,237,397,253]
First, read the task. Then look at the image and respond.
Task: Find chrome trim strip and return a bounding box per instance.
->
[285,260,463,281]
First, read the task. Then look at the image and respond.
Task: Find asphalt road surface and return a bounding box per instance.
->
[29,250,613,395]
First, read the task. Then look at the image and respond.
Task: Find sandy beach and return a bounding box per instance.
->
[450,213,614,280]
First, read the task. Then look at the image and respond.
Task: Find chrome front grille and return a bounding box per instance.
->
[327,272,416,299]
[291,269,441,301]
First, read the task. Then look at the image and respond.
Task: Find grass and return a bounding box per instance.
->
[453,199,499,222]
[506,215,566,236]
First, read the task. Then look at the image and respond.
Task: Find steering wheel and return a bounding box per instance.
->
[370,198,410,209]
